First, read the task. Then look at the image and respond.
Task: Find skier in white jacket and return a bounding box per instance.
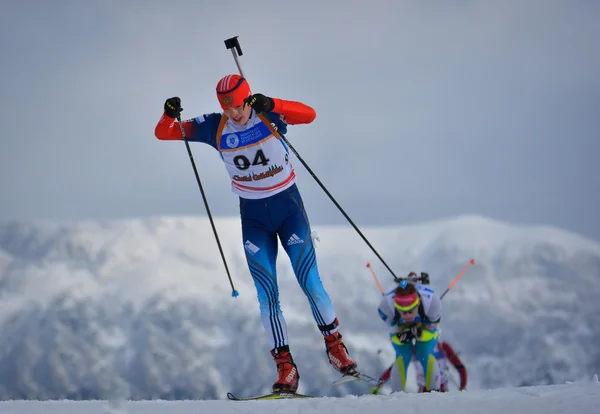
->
[377,280,443,391]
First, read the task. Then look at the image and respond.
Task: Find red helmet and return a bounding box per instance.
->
[216,74,251,109]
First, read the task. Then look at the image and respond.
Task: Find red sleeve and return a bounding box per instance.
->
[441,342,468,390]
[154,114,194,140]
[271,98,316,125]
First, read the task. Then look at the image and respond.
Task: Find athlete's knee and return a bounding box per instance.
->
[256,292,282,314]
[290,250,317,284]
[297,272,326,296]
[251,276,280,312]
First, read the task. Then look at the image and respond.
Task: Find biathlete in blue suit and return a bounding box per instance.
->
[155,74,357,393]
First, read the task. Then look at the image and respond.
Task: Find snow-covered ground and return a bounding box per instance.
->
[0,382,598,414]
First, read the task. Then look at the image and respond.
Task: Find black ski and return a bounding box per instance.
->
[227,391,315,401]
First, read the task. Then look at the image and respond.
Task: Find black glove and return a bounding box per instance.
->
[410,324,423,339]
[396,329,414,344]
[243,93,274,114]
[396,323,422,343]
[164,97,183,119]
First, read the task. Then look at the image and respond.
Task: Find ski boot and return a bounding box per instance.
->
[271,345,299,393]
[324,331,357,375]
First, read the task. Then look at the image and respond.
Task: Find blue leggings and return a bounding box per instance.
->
[391,335,440,391]
[240,184,337,350]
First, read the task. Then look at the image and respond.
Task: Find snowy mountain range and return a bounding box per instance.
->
[0,215,598,400]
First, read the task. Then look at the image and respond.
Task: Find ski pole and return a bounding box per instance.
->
[175,116,239,298]
[224,36,399,281]
[369,259,475,300]
[367,262,385,295]
[440,259,475,300]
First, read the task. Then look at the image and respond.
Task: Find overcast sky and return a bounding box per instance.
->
[1,0,599,242]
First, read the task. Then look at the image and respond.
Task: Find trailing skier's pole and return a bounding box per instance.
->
[367,262,385,295]
[224,35,399,281]
[175,116,239,298]
[440,259,475,300]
